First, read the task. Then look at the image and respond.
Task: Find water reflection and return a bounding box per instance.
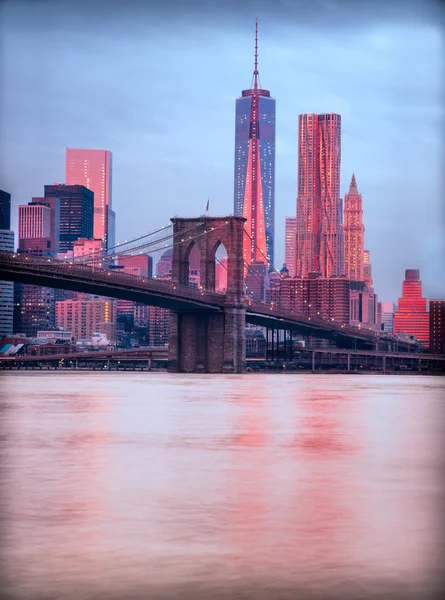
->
[0,373,443,599]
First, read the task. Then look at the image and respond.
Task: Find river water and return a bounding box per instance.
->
[0,373,444,600]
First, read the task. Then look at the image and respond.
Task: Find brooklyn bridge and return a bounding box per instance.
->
[0,215,424,373]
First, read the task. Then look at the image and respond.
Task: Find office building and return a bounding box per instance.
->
[363,249,372,287]
[148,306,169,346]
[72,237,105,267]
[344,174,365,281]
[66,148,115,249]
[155,249,173,278]
[284,216,297,277]
[0,229,14,338]
[349,281,379,329]
[118,254,152,278]
[429,300,445,354]
[55,297,116,342]
[393,269,429,346]
[296,113,343,278]
[267,273,350,324]
[13,284,56,337]
[379,301,395,333]
[19,203,50,242]
[234,20,275,267]
[245,262,270,302]
[0,190,11,230]
[44,184,93,253]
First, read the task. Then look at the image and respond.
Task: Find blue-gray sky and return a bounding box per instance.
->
[0,0,444,302]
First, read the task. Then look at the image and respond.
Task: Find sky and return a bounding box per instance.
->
[0,0,444,302]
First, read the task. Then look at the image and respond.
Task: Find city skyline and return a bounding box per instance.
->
[0,0,443,302]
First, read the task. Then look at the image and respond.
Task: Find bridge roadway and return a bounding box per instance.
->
[0,252,410,349]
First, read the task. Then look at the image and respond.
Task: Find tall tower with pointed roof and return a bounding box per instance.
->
[344,173,365,281]
[234,20,275,268]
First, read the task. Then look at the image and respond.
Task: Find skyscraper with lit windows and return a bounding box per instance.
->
[234,20,275,267]
[295,113,343,278]
[66,148,115,249]
[284,217,297,277]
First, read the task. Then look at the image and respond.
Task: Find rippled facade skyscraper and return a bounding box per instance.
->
[296,113,343,278]
[234,21,275,268]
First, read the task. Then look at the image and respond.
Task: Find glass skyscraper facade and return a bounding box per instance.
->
[66,148,114,249]
[234,22,275,268]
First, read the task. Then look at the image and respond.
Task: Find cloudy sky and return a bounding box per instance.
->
[0,0,444,302]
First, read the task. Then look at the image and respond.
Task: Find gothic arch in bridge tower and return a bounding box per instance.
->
[169,216,247,373]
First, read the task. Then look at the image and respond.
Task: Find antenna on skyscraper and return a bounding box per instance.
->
[251,18,261,90]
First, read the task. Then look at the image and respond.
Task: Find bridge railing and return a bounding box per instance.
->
[0,252,226,305]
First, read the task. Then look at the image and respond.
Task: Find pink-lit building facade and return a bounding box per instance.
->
[343,174,364,281]
[266,273,350,325]
[117,254,152,278]
[394,269,429,346]
[363,249,372,287]
[296,113,343,278]
[56,297,117,342]
[284,216,297,277]
[234,21,275,267]
[66,148,115,249]
[73,237,105,267]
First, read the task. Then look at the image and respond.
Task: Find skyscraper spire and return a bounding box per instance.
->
[350,173,357,190]
[253,18,259,89]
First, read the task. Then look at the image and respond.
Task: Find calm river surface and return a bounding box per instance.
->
[0,373,444,600]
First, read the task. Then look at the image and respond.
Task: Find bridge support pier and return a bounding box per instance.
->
[168,215,246,374]
[168,307,246,373]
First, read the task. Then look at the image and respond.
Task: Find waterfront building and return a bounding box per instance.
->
[429,300,445,354]
[393,269,429,346]
[44,184,94,253]
[234,20,275,267]
[284,217,297,278]
[36,330,72,342]
[0,190,11,230]
[55,297,116,342]
[66,148,115,249]
[296,113,343,278]
[344,174,364,281]
[0,228,14,338]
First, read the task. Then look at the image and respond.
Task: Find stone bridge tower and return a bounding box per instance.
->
[168,216,246,373]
